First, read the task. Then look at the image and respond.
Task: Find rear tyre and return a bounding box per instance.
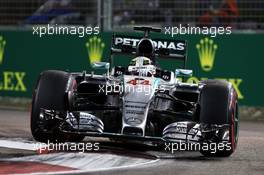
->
[31,70,84,143]
[199,80,239,157]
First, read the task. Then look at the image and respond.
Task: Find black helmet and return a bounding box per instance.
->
[136,38,155,59]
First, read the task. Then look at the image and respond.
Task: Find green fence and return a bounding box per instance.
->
[0,30,262,106]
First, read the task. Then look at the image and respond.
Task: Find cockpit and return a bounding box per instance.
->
[127,56,156,77]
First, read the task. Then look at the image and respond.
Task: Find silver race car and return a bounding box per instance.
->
[31,26,239,157]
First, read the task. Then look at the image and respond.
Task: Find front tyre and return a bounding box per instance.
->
[31,70,84,143]
[199,80,239,157]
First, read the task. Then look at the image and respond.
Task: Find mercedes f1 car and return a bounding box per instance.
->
[31,26,239,157]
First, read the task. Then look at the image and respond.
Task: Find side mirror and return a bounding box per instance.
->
[175,69,193,77]
[91,62,110,69]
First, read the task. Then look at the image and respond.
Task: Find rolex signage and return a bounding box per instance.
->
[0,35,27,93]
[183,37,244,100]
[86,36,105,64]
[196,37,217,72]
[0,36,6,65]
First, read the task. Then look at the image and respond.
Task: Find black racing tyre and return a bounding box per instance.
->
[31,70,84,143]
[199,80,239,157]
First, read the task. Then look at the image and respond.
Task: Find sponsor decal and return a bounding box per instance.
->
[86,36,105,63]
[114,37,185,51]
[196,37,217,72]
[127,79,150,86]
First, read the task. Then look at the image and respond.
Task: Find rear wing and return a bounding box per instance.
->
[111,34,188,68]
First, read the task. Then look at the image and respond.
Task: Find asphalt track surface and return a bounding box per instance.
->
[0,109,264,175]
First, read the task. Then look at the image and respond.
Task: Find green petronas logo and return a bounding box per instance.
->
[196,37,218,72]
[86,36,105,64]
[0,36,6,65]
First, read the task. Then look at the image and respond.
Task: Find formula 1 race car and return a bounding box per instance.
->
[31,26,239,157]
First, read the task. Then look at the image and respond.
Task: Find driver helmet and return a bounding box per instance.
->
[128,56,156,76]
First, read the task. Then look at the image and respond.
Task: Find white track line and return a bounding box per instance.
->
[0,139,41,151]
[26,158,159,175]
[0,138,159,175]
